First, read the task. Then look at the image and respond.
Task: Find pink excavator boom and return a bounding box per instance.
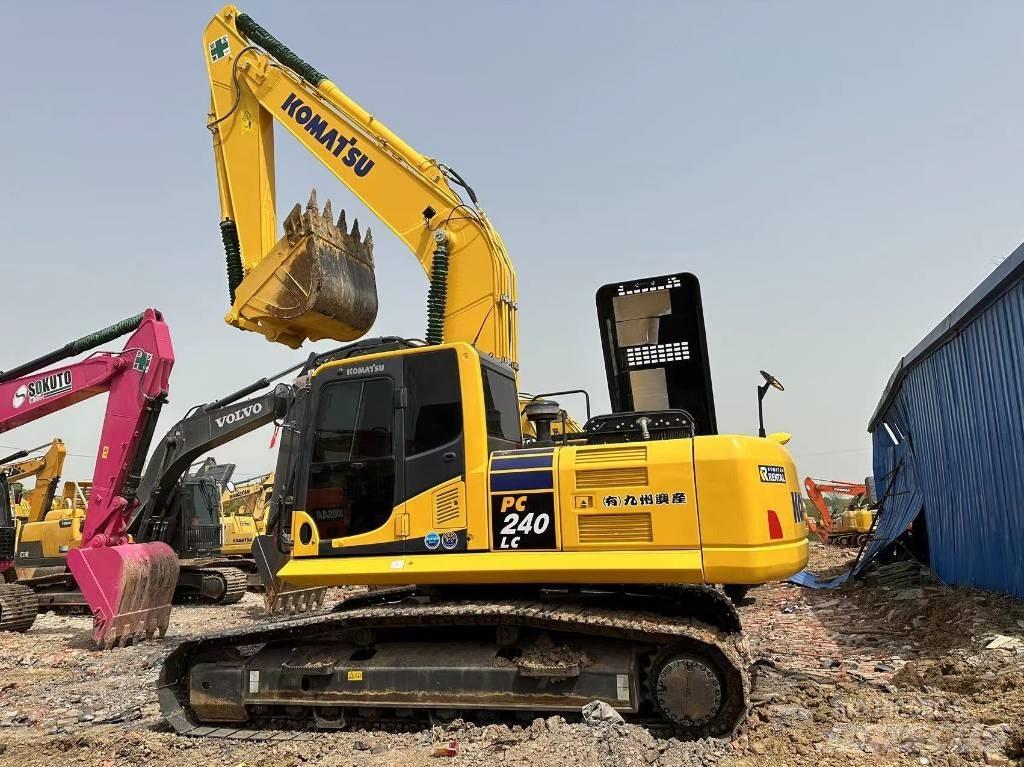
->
[0,308,178,646]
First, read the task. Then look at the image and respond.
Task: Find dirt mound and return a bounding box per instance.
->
[894,651,1024,695]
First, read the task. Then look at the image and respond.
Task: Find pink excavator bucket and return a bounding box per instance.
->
[68,541,179,648]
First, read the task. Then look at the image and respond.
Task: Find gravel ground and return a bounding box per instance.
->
[1,545,1022,766]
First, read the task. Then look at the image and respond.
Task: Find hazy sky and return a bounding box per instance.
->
[2,2,1021,488]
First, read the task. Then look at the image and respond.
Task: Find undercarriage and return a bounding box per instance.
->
[160,584,749,739]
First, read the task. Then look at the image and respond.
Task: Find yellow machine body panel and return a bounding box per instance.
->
[15,507,85,574]
[220,513,259,555]
[279,343,807,589]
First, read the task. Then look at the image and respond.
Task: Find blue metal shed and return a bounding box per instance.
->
[866,242,1024,597]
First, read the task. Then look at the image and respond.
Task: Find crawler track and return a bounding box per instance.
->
[0,583,39,632]
[160,585,749,740]
[205,567,248,605]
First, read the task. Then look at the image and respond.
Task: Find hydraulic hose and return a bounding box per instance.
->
[236,13,326,86]
[425,238,450,345]
[0,312,146,383]
[220,220,244,305]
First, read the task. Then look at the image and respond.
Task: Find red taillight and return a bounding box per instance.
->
[767,509,784,540]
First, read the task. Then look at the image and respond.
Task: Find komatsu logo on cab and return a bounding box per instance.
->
[14,371,73,408]
[215,402,263,429]
[280,93,375,178]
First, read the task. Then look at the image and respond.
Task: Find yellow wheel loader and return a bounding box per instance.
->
[159,8,807,738]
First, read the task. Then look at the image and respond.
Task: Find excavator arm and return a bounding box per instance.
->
[204,6,517,364]
[130,389,286,541]
[0,439,67,523]
[0,309,177,645]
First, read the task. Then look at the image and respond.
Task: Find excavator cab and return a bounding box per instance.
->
[294,346,516,548]
[175,476,227,560]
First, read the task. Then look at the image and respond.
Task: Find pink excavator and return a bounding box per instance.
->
[0,308,178,646]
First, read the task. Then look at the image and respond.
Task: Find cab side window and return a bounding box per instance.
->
[405,352,462,455]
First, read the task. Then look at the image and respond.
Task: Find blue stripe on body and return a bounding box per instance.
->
[493,447,554,457]
[490,470,554,492]
[491,454,553,470]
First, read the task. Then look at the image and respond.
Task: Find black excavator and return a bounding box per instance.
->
[128,362,300,606]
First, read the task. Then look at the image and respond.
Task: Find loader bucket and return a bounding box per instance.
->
[67,541,178,648]
[229,191,378,348]
[252,534,327,614]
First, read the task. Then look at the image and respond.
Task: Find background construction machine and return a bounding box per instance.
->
[189,459,260,558]
[803,477,877,546]
[0,472,35,631]
[222,471,274,537]
[0,310,177,645]
[1,439,67,534]
[157,7,807,740]
[128,360,331,610]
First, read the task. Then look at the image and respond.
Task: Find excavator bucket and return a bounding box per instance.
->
[230,191,378,348]
[67,541,178,648]
[252,534,327,614]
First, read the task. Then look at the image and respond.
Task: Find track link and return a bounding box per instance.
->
[0,583,39,632]
[160,585,748,740]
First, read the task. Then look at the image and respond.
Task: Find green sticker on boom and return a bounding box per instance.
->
[210,36,230,62]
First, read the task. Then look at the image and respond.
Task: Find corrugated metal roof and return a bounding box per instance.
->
[869,242,1024,430]
[868,243,1024,597]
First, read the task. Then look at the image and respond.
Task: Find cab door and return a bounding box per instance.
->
[399,350,467,551]
[299,359,404,552]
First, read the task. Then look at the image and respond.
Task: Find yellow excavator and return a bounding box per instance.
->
[159,7,807,738]
[0,440,94,582]
[222,472,273,537]
[1,438,67,532]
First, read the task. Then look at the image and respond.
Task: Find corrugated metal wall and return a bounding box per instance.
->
[870,279,1024,597]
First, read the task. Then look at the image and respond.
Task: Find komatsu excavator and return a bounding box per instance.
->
[159,8,807,737]
[222,471,274,536]
[0,310,178,645]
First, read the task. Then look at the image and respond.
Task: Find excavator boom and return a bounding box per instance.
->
[0,310,177,645]
[204,6,516,362]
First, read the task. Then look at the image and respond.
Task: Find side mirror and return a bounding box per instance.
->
[273,383,292,420]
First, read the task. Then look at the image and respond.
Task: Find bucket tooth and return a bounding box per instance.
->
[307,188,319,213]
[350,218,360,241]
[337,209,347,232]
[322,199,333,223]
[364,228,373,246]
